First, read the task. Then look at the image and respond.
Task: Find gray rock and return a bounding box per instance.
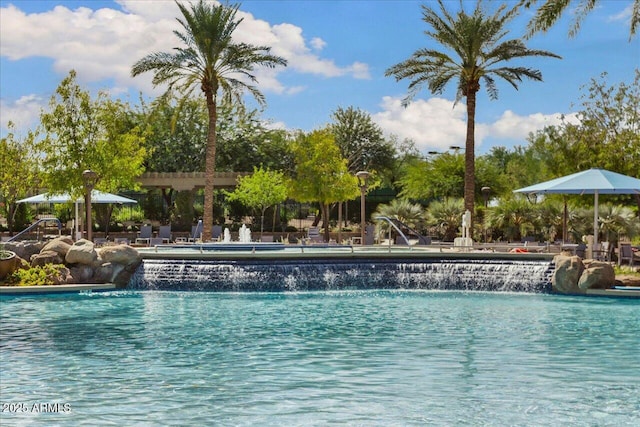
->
[31,250,63,267]
[98,244,141,267]
[65,239,97,265]
[41,237,74,258]
[578,261,616,290]
[552,255,585,294]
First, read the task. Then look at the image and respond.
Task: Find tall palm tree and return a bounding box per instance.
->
[131,1,286,241]
[385,0,560,231]
[521,0,639,39]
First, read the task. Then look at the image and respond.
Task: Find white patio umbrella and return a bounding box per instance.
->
[17,190,137,239]
[514,168,640,248]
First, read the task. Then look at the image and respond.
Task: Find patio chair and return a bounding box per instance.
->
[158,225,172,243]
[618,242,634,267]
[135,225,152,245]
[149,237,164,246]
[212,225,222,241]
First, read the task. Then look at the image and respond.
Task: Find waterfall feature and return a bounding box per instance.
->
[128,258,554,293]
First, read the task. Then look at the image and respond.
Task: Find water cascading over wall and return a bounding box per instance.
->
[128,258,555,293]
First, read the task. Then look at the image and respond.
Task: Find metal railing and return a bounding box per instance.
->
[7,218,62,242]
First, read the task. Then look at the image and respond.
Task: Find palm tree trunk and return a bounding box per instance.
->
[202,90,217,242]
[464,90,477,234]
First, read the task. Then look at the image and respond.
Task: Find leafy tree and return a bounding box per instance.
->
[521,0,639,39]
[526,71,640,211]
[0,123,41,234]
[330,106,396,178]
[139,95,208,173]
[385,0,560,230]
[226,166,289,236]
[398,152,463,201]
[131,1,287,241]
[38,70,146,197]
[289,129,360,241]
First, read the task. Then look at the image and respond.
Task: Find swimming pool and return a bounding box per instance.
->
[1,290,638,425]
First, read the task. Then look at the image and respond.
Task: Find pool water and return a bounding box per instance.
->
[1,290,638,426]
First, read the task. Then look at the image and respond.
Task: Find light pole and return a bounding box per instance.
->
[82,169,98,241]
[355,170,370,245]
[481,186,491,243]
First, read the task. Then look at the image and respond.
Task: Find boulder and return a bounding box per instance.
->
[5,241,46,261]
[98,244,142,267]
[31,250,63,267]
[68,265,95,284]
[578,261,616,290]
[41,237,74,258]
[65,239,97,265]
[92,262,114,284]
[552,255,585,294]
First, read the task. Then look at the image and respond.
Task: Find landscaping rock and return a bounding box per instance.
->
[5,241,45,261]
[31,250,63,267]
[552,255,585,294]
[98,244,142,267]
[578,261,615,290]
[41,237,74,258]
[68,265,95,284]
[93,262,114,284]
[65,239,97,265]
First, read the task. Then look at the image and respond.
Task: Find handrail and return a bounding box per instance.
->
[8,218,62,242]
[374,216,411,245]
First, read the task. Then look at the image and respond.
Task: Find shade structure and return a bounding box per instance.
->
[17,190,137,205]
[514,168,640,248]
[17,190,137,239]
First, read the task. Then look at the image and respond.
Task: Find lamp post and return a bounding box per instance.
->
[82,169,98,241]
[355,170,370,245]
[481,186,491,243]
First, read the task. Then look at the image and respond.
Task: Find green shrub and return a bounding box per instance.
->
[6,264,67,286]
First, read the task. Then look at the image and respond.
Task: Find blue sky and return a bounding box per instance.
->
[1,0,638,155]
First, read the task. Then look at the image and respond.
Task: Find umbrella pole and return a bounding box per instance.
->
[563,196,567,244]
[75,202,80,241]
[593,191,599,250]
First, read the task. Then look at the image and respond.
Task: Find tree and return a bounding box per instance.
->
[330,106,396,178]
[521,0,639,39]
[131,1,286,241]
[289,129,360,242]
[527,71,640,211]
[226,166,289,236]
[38,71,146,233]
[398,152,464,201]
[385,0,560,230]
[39,71,146,196]
[0,123,40,234]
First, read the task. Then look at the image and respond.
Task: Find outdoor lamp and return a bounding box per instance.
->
[82,169,98,241]
[355,170,370,245]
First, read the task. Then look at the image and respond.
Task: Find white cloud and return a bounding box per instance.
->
[372,96,580,153]
[0,95,46,134]
[606,4,633,24]
[0,0,370,102]
[372,96,468,152]
[310,37,327,51]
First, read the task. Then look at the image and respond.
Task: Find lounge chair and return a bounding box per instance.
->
[149,237,164,246]
[158,225,172,243]
[136,225,152,245]
[618,242,634,267]
[212,225,222,241]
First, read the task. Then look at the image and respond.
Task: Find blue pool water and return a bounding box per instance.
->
[1,290,638,426]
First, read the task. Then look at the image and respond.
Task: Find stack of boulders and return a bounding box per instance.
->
[4,237,141,287]
[553,254,616,294]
